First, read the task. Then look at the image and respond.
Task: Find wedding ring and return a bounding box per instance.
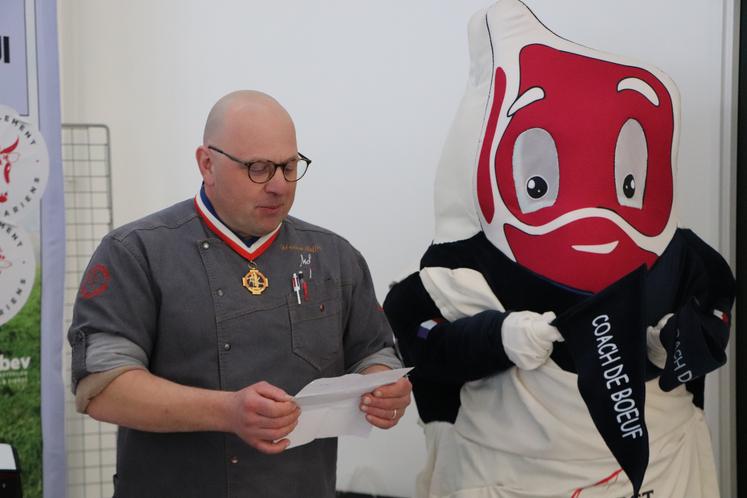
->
[391,408,398,420]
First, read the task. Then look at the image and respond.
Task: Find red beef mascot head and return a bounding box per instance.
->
[433,0,679,293]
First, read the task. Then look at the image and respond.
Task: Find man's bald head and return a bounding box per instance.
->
[202,90,296,147]
[196,90,299,237]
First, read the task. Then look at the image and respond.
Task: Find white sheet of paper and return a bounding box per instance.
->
[286,367,412,449]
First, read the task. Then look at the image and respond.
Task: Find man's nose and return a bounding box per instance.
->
[263,166,290,193]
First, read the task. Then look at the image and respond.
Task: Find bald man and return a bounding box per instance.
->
[68,90,411,498]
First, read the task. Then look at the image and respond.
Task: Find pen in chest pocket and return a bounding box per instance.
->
[291,272,301,304]
[291,271,310,304]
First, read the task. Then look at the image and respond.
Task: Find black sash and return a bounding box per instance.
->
[554,267,649,495]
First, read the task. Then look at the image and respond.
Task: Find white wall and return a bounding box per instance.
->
[59,1,739,496]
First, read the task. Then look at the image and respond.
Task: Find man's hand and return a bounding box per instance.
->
[228,381,300,454]
[359,366,412,429]
[501,310,563,370]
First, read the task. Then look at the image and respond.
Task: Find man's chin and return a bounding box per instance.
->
[253,216,285,237]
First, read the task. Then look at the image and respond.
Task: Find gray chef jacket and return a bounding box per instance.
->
[68,199,401,498]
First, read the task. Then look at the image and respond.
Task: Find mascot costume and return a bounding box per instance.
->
[383,1,736,497]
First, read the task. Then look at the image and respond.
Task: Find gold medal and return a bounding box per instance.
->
[242,266,269,295]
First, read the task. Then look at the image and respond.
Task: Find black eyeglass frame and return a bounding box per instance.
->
[207,145,311,184]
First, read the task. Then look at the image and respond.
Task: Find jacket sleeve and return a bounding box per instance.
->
[339,245,401,373]
[68,233,159,393]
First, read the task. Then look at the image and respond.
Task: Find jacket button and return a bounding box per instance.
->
[230,456,239,464]
[202,242,210,249]
[217,289,224,297]
[224,343,231,351]
[319,303,325,312]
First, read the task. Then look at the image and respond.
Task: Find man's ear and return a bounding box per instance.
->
[196,145,214,185]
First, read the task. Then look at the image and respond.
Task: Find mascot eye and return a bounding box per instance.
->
[614,119,647,209]
[622,174,636,198]
[526,176,548,199]
[512,128,559,214]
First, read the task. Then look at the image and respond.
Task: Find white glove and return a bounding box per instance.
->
[501,311,563,370]
[646,313,674,369]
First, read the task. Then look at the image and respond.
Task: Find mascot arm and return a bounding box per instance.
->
[384,272,513,384]
[657,230,735,391]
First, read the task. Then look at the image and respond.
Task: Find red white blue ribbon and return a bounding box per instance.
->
[194,193,281,261]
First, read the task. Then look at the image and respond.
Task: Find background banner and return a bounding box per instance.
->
[0,0,66,497]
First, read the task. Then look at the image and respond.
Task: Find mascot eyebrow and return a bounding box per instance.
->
[507,77,660,118]
[507,87,545,116]
[617,77,660,106]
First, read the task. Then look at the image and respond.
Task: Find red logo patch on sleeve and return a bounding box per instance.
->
[80,263,111,299]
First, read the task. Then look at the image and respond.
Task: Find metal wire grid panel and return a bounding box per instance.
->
[61,124,117,498]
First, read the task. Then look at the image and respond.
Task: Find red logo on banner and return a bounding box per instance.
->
[0,137,20,203]
[80,263,111,299]
[0,248,13,272]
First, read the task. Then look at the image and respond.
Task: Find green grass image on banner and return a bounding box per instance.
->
[0,269,42,498]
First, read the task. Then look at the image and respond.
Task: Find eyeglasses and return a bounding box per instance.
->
[208,145,311,184]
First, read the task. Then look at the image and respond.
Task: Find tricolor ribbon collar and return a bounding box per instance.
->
[194,192,281,261]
